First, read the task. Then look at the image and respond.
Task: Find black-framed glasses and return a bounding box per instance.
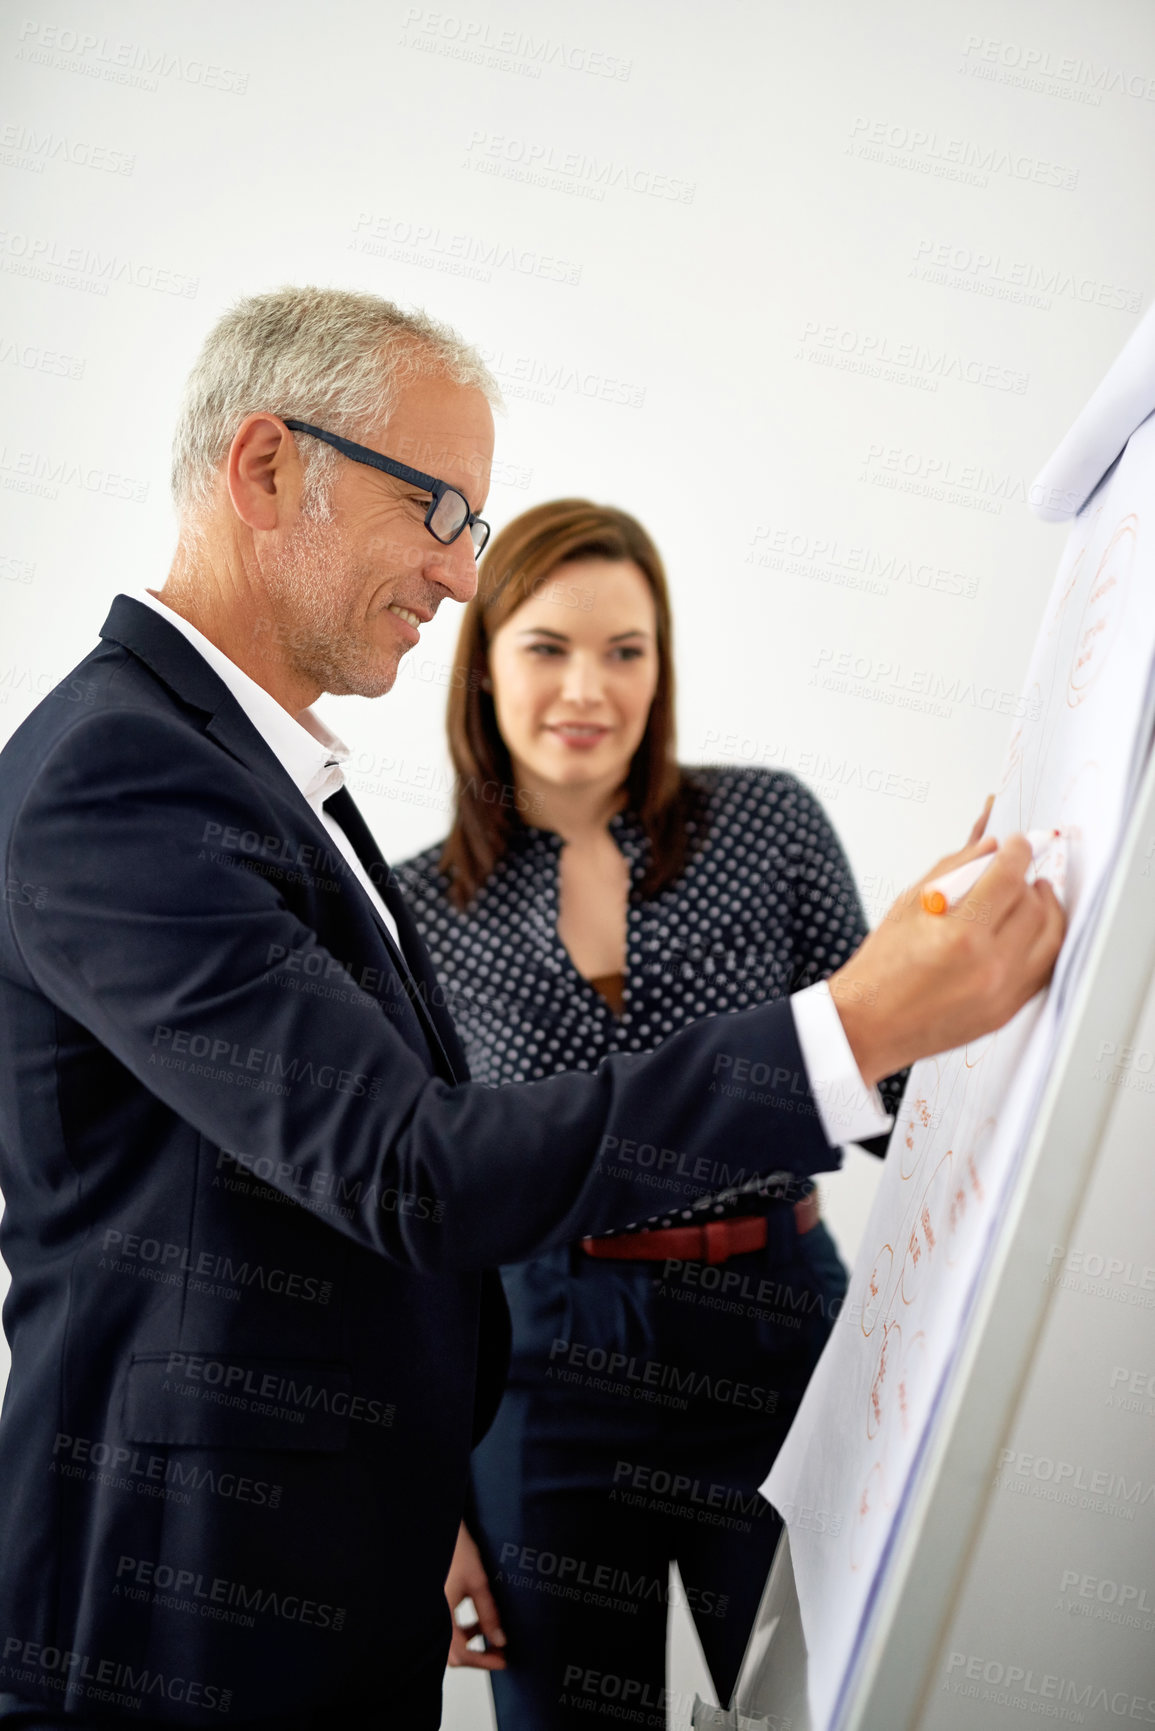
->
[283,418,491,556]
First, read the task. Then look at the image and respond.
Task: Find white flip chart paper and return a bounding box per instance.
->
[761,409,1155,1731]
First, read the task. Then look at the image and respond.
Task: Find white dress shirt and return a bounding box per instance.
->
[132,589,890,1149]
[791,977,893,1146]
[134,589,401,950]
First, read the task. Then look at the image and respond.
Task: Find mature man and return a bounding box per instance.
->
[0,287,1062,1728]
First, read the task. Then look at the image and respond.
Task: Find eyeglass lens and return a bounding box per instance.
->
[429,489,468,544]
[430,489,488,554]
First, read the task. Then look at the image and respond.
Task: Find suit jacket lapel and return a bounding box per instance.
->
[323,786,467,1084]
[100,596,465,1084]
[100,596,319,810]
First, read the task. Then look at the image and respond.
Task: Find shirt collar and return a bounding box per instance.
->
[509,806,649,875]
[132,589,349,810]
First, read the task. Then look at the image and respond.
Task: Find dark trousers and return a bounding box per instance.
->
[0,1710,405,1731]
[0,1647,445,1729]
[471,1219,848,1730]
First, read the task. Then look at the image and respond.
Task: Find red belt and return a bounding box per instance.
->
[581,1191,820,1265]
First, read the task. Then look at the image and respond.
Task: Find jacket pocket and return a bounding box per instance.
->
[121,1351,353,1452]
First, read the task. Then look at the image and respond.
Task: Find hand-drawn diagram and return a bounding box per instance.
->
[762,416,1155,1731]
[897,1058,939,1180]
[850,1458,889,1575]
[1068,515,1136,705]
[860,1242,892,1338]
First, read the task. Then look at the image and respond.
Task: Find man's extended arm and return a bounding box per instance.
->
[6,709,839,1269]
[7,711,1063,1272]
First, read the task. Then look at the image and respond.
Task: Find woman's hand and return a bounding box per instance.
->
[445,1522,508,1671]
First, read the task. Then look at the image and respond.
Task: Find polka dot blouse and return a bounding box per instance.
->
[397,765,899,1229]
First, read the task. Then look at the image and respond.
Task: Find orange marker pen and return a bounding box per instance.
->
[921,829,1062,915]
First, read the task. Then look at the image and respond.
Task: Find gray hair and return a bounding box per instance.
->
[170,285,501,529]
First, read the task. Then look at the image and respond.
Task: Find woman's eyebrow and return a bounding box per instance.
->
[513,626,653,642]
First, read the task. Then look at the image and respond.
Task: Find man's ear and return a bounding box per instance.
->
[225,414,302,532]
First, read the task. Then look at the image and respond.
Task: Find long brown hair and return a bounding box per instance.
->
[439,498,694,908]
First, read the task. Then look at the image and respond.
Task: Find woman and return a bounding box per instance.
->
[398,499,904,1728]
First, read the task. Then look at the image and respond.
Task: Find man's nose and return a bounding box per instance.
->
[428,536,478,605]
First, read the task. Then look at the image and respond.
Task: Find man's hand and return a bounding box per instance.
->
[831,814,1066,1087]
[445,1522,507,1671]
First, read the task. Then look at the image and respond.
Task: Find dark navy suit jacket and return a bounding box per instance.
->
[0,596,838,1723]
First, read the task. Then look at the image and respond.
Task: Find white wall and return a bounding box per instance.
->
[2,1,1154,1723]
